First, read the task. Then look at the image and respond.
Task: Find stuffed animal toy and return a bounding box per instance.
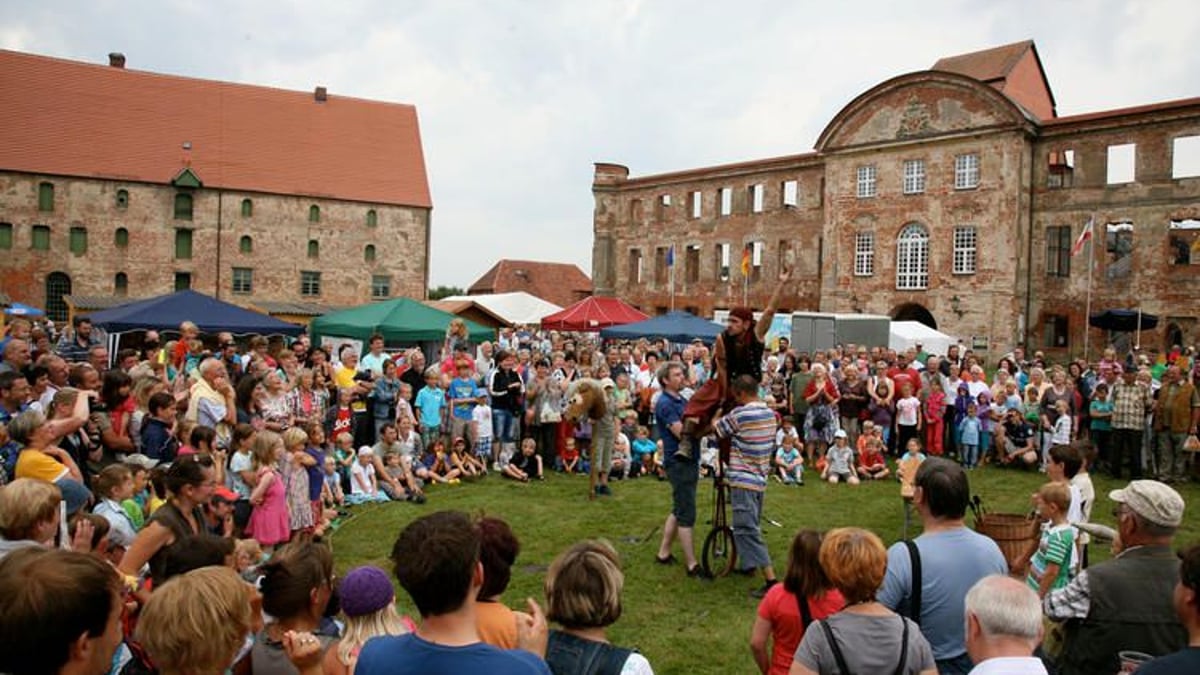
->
[564,378,615,500]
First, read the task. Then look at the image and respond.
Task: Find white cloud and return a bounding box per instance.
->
[3,0,1198,289]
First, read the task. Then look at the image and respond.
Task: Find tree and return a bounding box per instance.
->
[428,285,464,300]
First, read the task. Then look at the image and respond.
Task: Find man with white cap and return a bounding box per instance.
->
[1045,479,1188,675]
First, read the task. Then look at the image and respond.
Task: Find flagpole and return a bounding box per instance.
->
[1135,306,1142,351]
[1083,219,1094,362]
[669,247,676,312]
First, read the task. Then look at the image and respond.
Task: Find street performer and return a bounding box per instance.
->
[675,266,791,461]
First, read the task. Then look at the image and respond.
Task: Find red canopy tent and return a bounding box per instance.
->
[540,296,649,332]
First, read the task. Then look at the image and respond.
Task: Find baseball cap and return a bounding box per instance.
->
[600,377,615,389]
[834,429,848,439]
[358,445,374,457]
[124,453,159,470]
[212,487,238,503]
[1110,480,1185,528]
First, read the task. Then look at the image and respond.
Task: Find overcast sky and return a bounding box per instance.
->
[3,1,1198,289]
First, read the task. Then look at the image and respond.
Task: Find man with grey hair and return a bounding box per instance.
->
[1046,480,1187,674]
[964,575,1046,674]
[185,358,236,447]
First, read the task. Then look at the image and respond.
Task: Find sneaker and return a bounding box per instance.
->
[595,484,612,496]
[655,553,677,565]
[448,478,461,485]
[411,493,427,505]
[686,565,713,581]
[750,579,779,599]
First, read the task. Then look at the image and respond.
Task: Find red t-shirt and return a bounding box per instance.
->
[332,406,353,440]
[887,366,922,395]
[756,585,845,675]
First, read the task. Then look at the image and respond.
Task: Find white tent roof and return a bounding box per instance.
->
[444,292,562,326]
[889,321,957,357]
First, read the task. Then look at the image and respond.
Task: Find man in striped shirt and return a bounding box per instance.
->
[714,374,780,598]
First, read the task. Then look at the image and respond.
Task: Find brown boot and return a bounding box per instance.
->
[673,418,698,460]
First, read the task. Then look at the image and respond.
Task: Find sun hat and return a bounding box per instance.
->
[338,566,395,617]
[833,429,848,439]
[357,445,374,457]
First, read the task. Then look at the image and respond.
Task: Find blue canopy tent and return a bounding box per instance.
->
[3,302,45,318]
[599,310,724,345]
[84,290,303,336]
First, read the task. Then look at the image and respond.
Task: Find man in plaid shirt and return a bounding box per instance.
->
[1109,367,1150,480]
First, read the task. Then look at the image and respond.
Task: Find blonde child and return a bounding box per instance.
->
[281,427,316,534]
[630,426,656,478]
[856,421,876,455]
[958,402,982,469]
[1024,482,1076,598]
[349,447,390,503]
[822,429,858,485]
[503,437,543,482]
[322,566,415,675]
[333,431,356,490]
[774,434,804,485]
[897,438,927,499]
[234,538,264,582]
[322,455,345,508]
[856,436,891,481]
[1051,399,1073,446]
[246,430,289,550]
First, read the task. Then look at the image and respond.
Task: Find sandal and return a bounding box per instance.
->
[655,554,677,565]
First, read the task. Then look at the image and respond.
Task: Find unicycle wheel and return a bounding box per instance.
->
[702,525,737,577]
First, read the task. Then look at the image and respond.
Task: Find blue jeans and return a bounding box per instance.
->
[962,444,979,468]
[493,409,517,443]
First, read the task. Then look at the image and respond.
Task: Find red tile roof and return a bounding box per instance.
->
[468,260,593,309]
[0,50,431,208]
[933,40,1034,84]
[932,40,1056,119]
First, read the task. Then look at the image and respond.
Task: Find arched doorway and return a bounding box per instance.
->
[1165,322,1184,352]
[892,302,937,330]
[45,272,71,323]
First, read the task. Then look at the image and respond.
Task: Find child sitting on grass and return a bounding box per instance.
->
[558,437,584,475]
[379,452,410,500]
[1023,481,1076,598]
[503,438,543,482]
[856,435,890,481]
[422,439,461,484]
[349,446,391,504]
[610,432,630,480]
[450,437,484,479]
[774,434,804,485]
[322,455,345,509]
[630,426,656,478]
[822,430,858,485]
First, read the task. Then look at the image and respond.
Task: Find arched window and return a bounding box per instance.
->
[366,209,377,227]
[114,272,128,296]
[116,189,129,209]
[239,235,253,253]
[308,205,320,223]
[896,223,929,290]
[174,192,193,220]
[307,240,319,258]
[45,272,71,323]
[241,198,253,217]
[364,244,376,262]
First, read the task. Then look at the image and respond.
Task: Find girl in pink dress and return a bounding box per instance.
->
[246,430,290,550]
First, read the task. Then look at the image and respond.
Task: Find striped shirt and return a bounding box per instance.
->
[715,400,778,492]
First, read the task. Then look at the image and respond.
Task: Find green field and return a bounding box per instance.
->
[329,466,1200,674]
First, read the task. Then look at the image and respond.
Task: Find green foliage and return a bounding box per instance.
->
[330,467,1200,674]
[428,285,465,300]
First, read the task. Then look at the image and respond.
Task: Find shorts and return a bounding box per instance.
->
[475,436,493,459]
[666,460,699,528]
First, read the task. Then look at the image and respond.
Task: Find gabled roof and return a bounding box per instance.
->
[251,301,342,317]
[468,260,593,309]
[932,40,1056,119]
[0,50,431,208]
[444,292,563,326]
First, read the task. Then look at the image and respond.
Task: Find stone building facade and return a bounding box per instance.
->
[592,41,1200,358]
[0,50,432,323]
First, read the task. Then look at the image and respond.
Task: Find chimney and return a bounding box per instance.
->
[314,86,327,102]
[108,52,126,68]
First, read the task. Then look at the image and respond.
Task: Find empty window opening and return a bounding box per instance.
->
[174,272,192,291]
[654,246,669,286]
[689,191,702,219]
[782,180,799,207]
[1043,314,1069,349]
[656,194,671,221]
[1106,144,1136,185]
[1048,149,1075,189]
[685,244,700,284]
[364,244,377,263]
[1105,221,1134,280]
[719,187,732,216]
[716,243,731,281]
[750,184,765,213]
[1172,136,1200,179]
[114,273,128,296]
[628,249,643,284]
[1169,219,1200,265]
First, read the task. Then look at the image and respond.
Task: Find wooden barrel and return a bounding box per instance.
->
[975,512,1038,572]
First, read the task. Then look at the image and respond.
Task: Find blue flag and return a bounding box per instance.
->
[666,245,675,267]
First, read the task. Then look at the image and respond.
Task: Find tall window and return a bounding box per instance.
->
[718,187,732,216]
[116,189,129,209]
[896,224,929,290]
[69,227,88,255]
[1106,222,1134,280]
[241,199,253,217]
[685,244,700,284]
[749,184,765,213]
[854,232,875,276]
[364,244,376,262]
[1043,315,1069,349]
[174,193,193,220]
[115,227,129,248]
[371,274,391,299]
[952,226,977,274]
[45,272,71,322]
[114,273,128,296]
[902,159,926,194]
[856,165,876,198]
[0,223,11,250]
[717,243,731,281]
[654,246,669,286]
[366,209,377,227]
[300,271,322,297]
[175,228,193,259]
[307,239,319,259]
[954,154,980,189]
[232,267,253,294]
[309,205,321,223]
[782,180,799,207]
[38,182,54,211]
[1045,225,1071,277]
[239,235,253,253]
[689,191,702,219]
[31,225,50,251]
[749,241,764,283]
[628,248,642,284]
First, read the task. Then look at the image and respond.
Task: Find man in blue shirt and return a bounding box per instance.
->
[654,362,708,578]
[355,511,551,675]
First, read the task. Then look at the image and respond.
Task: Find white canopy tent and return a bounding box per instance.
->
[889,321,957,357]
[443,292,562,326]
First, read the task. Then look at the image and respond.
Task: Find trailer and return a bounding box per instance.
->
[789,312,891,353]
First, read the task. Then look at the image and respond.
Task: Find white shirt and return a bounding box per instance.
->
[967,656,1048,675]
[350,461,376,495]
[472,405,493,440]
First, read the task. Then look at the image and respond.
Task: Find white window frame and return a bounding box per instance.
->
[896,224,929,290]
[782,180,799,207]
[371,274,391,299]
[660,194,672,207]
[856,165,876,198]
[750,184,765,213]
[719,187,732,216]
[954,154,980,190]
[232,267,253,294]
[690,191,702,219]
[854,232,875,276]
[952,225,977,275]
[903,159,926,195]
[719,243,731,280]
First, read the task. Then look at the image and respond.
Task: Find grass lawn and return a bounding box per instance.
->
[329,466,1200,674]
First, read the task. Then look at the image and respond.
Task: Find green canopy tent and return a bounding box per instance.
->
[309,298,492,345]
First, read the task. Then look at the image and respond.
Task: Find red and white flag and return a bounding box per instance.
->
[1071,217,1094,257]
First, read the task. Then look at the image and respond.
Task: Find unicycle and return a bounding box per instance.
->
[701,462,737,577]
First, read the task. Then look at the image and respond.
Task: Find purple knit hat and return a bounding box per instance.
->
[337,566,395,617]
